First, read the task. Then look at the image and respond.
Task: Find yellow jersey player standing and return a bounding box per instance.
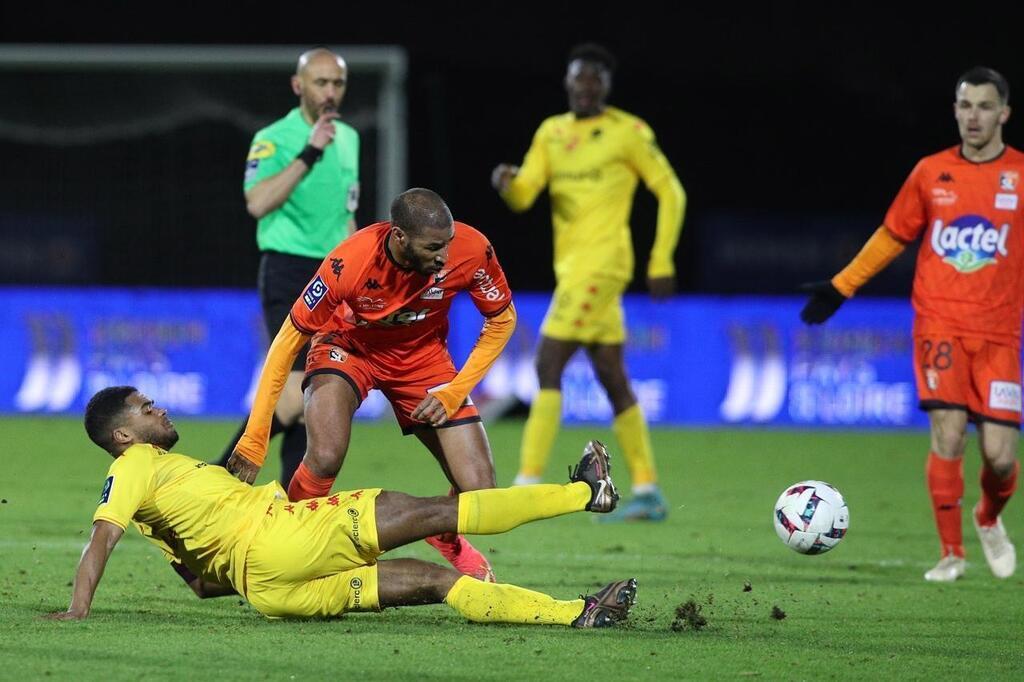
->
[491,43,685,521]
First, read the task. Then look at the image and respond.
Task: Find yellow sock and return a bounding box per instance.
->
[445,575,584,625]
[612,404,657,487]
[518,389,562,478]
[458,483,591,534]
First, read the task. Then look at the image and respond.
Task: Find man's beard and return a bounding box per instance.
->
[144,427,179,450]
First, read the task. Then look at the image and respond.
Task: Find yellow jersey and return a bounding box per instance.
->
[502,106,685,283]
[93,444,282,595]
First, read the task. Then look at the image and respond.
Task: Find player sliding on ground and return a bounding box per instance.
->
[44,386,636,627]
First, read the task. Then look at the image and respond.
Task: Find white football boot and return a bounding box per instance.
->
[973,505,1017,579]
[924,555,966,582]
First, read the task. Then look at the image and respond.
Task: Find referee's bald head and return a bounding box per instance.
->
[296,48,346,75]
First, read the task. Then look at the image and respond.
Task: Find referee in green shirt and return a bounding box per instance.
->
[217,47,360,485]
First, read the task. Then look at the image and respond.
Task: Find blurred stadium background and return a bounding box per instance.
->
[8,5,1022,427]
[3,7,1024,678]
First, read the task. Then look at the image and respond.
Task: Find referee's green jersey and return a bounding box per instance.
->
[245,107,360,258]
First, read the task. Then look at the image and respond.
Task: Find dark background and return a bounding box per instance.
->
[2,2,1021,296]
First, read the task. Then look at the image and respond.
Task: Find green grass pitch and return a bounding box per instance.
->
[1,416,1022,679]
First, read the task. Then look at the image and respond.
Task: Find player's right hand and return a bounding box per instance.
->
[799,281,847,324]
[490,163,519,192]
[226,450,261,485]
[308,112,340,150]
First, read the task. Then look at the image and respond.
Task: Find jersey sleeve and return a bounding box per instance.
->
[625,119,686,278]
[244,131,289,192]
[624,119,675,188]
[465,237,513,317]
[92,447,156,530]
[288,247,354,334]
[502,122,551,212]
[883,161,928,242]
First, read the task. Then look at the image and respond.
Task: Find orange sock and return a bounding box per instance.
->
[976,460,1019,527]
[287,462,335,501]
[926,452,964,558]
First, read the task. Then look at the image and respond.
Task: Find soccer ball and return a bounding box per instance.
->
[773,480,849,554]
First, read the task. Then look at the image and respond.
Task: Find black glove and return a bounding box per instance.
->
[800,281,847,324]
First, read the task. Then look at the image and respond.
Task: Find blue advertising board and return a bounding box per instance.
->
[448,294,925,428]
[0,287,965,428]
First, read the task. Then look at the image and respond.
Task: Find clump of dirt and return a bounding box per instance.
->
[771,605,787,620]
[670,599,708,631]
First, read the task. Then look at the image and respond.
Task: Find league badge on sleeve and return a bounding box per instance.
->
[303,275,328,311]
[99,476,113,504]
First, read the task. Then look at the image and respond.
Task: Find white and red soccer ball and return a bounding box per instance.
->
[773,480,849,554]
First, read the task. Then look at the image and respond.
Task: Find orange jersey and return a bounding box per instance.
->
[884,146,1024,343]
[289,222,512,359]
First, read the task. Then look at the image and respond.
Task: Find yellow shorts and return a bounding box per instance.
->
[244,488,384,618]
[540,276,628,345]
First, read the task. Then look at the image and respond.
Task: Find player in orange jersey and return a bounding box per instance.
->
[226,188,517,582]
[802,67,1021,582]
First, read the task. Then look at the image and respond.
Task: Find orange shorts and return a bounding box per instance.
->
[304,331,481,434]
[913,334,1022,428]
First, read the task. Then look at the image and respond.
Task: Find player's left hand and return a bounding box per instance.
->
[647,275,675,299]
[411,395,449,427]
[226,451,261,485]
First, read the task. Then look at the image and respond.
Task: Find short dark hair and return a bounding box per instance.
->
[568,43,617,75]
[956,66,1010,103]
[84,386,136,453]
[389,188,453,236]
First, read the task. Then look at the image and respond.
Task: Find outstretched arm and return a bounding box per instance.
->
[228,316,311,482]
[44,520,124,621]
[412,303,517,426]
[493,125,550,212]
[800,226,906,324]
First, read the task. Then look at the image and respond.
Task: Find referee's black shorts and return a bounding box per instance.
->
[257,251,322,371]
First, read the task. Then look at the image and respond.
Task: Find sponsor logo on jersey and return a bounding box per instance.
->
[99,476,113,504]
[937,172,954,183]
[433,270,449,284]
[330,258,344,281]
[302,275,328,310]
[355,296,385,311]
[328,347,348,363]
[420,286,444,300]
[473,268,506,302]
[1000,170,1019,191]
[995,193,1018,210]
[552,169,602,182]
[929,215,1009,273]
[247,140,276,160]
[363,278,381,290]
[931,188,958,206]
[926,368,940,391]
[365,308,429,326]
[990,381,1022,412]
